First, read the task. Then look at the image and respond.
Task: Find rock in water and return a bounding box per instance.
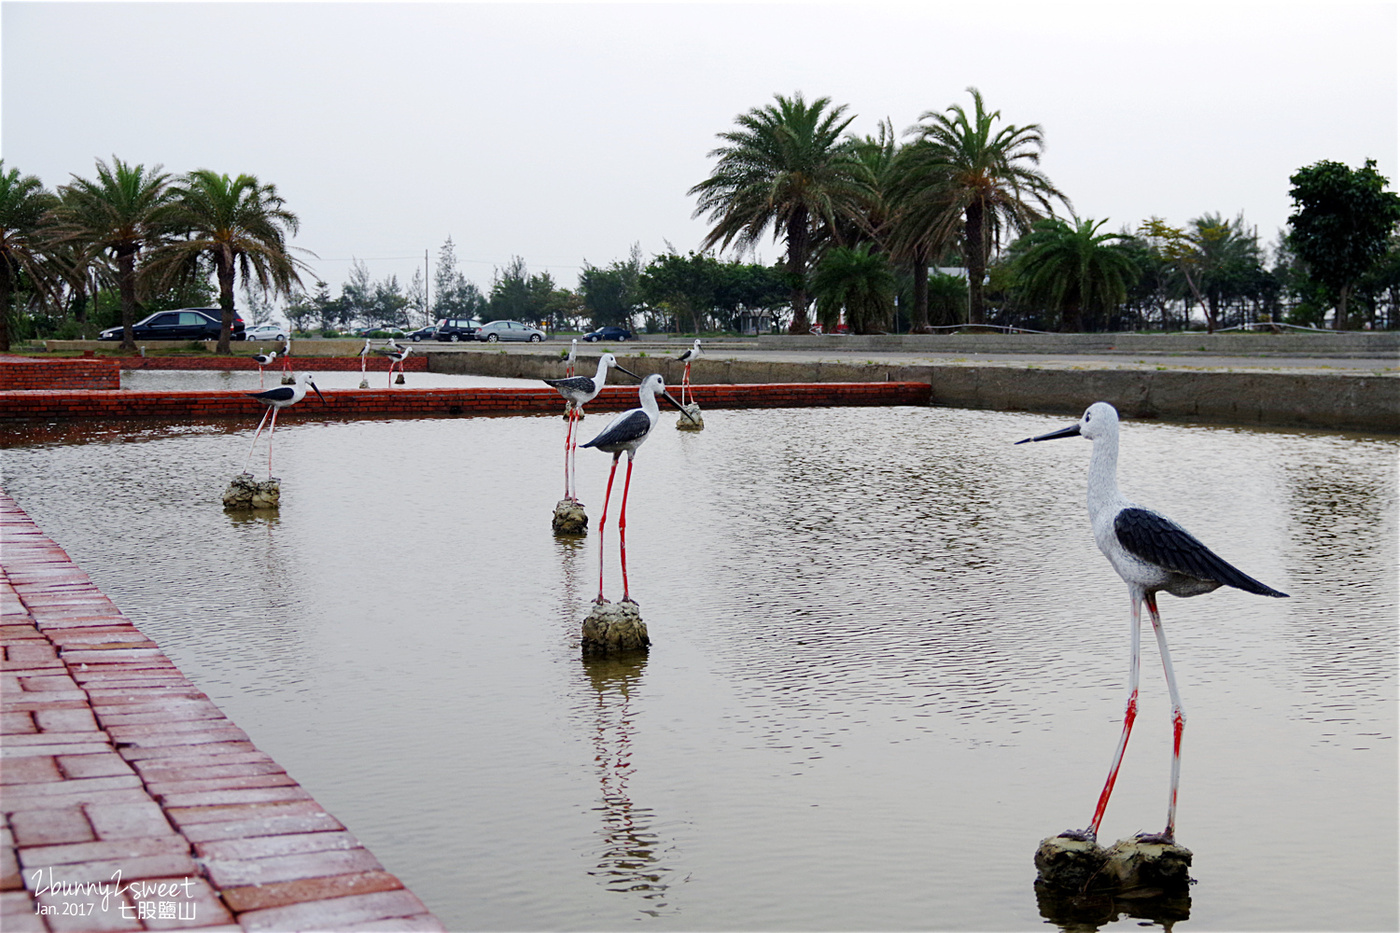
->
[552,498,588,536]
[1034,833,1192,894]
[223,473,281,510]
[582,599,649,655]
[676,402,704,431]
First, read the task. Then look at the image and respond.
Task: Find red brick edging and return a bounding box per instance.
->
[0,494,444,931]
[0,382,931,423]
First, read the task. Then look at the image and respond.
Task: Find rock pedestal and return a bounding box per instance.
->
[1033,833,1193,927]
[359,376,370,389]
[582,599,649,655]
[396,373,406,385]
[280,373,295,385]
[552,499,588,535]
[223,473,281,510]
[1035,832,1192,893]
[676,402,704,430]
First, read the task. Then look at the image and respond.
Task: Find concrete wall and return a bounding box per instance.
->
[756,331,1400,358]
[427,350,1399,433]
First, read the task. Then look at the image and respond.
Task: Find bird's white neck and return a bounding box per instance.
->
[1085,422,1123,521]
[592,356,613,384]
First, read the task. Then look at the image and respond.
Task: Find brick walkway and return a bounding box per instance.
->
[1,494,444,931]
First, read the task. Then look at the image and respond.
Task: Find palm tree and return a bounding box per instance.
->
[689,92,876,333]
[148,170,309,353]
[884,140,957,331]
[812,242,896,334]
[47,157,175,351]
[1013,217,1139,332]
[903,87,1069,325]
[0,162,59,351]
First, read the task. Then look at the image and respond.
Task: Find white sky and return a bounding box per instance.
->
[4,1,1397,305]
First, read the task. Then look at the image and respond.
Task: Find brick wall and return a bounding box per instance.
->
[0,383,931,423]
[0,357,121,390]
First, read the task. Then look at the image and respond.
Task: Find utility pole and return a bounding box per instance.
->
[425,249,430,324]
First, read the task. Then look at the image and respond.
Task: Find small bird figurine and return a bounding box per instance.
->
[675,339,702,405]
[581,374,694,603]
[543,353,639,502]
[1018,401,1288,844]
[244,372,326,478]
[252,349,277,388]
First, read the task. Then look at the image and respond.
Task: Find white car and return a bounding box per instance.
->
[245,324,289,342]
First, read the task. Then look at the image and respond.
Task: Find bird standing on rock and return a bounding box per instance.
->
[543,353,639,502]
[581,374,694,604]
[245,372,326,478]
[1018,401,1288,844]
[675,339,702,405]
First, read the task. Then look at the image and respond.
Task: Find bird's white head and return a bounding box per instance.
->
[601,353,617,368]
[642,373,666,393]
[1078,401,1120,441]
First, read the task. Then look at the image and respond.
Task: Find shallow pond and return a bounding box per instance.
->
[2,405,1396,931]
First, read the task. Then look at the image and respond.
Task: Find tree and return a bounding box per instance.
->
[0,162,59,351]
[46,157,174,351]
[689,92,877,333]
[1287,159,1400,330]
[432,236,486,321]
[147,170,309,352]
[811,243,895,334]
[902,87,1069,325]
[1013,218,1138,332]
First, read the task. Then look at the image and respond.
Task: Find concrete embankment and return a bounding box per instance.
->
[429,349,1399,433]
[0,494,445,931]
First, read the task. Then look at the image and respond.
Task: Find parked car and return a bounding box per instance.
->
[245,323,289,342]
[406,326,438,342]
[476,320,547,342]
[355,325,404,338]
[435,318,481,342]
[99,308,246,341]
[583,325,633,342]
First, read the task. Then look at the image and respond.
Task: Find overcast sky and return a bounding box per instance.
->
[4,1,1396,310]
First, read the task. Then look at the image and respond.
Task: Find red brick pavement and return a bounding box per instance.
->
[0,494,444,932]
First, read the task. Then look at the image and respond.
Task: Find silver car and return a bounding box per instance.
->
[476,320,546,342]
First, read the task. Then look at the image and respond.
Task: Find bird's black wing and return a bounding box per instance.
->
[249,387,295,403]
[581,410,650,449]
[543,376,594,393]
[1114,507,1287,597]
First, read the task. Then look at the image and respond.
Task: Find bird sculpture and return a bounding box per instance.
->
[1018,401,1288,843]
[543,353,639,502]
[253,350,277,388]
[566,338,579,377]
[376,340,412,386]
[244,372,326,478]
[675,339,702,405]
[581,374,693,604]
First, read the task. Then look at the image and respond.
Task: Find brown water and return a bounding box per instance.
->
[2,406,1395,931]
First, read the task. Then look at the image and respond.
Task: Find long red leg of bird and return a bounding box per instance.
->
[595,453,620,602]
[244,407,272,473]
[562,407,574,500]
[682,363,691,405]
[570,407,585,502]
[266,408,281,479]
[1146,592,1184,841]
[618,456,634,602]
[1089,593,1143,838]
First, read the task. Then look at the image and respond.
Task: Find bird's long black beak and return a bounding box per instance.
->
[662,389,699,423]
[1015,423,1080,444]
[615,364,642,381]
[310,382,326,405]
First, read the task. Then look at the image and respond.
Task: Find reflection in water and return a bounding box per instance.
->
[578,653,676,920]
[1034,881,1191,932]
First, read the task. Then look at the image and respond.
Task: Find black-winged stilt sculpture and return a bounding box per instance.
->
[675,339,702,405]
[581,373,691,603]
[244,372,325,478]
[253,349,277,388]
[377,339,412,386]
[543,353,639,503]
[1018,401,1288,844]
[566,338,579,377]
